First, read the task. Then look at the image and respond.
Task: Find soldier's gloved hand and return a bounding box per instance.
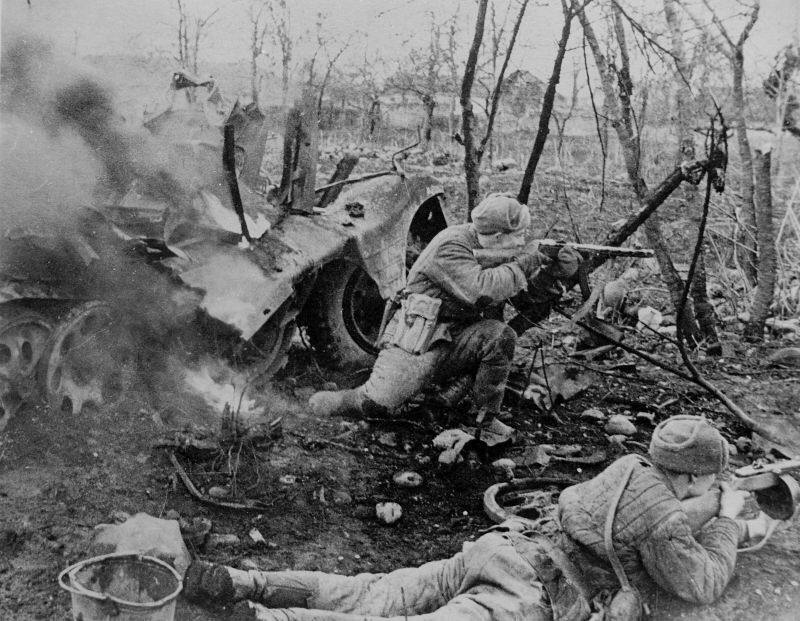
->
[544,244,582,279]
[513,242,552,280]
[718,482,748,520]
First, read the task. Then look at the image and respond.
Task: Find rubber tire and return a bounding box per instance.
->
[301,261,381,371]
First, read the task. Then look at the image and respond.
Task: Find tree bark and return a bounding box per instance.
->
[664,0,719,351]
[732,53,759,285]
[517,0,573,205]
[460,0,489,217]
[578,3,702,345]
[744,147,776,340]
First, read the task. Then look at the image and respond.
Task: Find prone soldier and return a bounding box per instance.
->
[185,416,786,620]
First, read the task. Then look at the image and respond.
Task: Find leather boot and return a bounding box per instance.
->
[308,388,363,416]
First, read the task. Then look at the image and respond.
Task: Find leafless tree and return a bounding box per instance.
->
[552,60,582,166]
[517,0,581,206]
[389,12,458,149]
[247,1,270,106]
[744,144,777,339]
[685,0,761,285]
[577,1,704,344]
[664,0,720,351]
[174,0,218,75]
[267,0,293,108]
[458,0,529,215]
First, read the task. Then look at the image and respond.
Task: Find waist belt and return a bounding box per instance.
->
[510,533,593,621]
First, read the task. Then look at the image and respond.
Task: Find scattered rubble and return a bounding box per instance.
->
[605,415,637,436]
[393,471,423,488]
[375,502,403,525]
[92,513,191,576]
[580,407,607,421]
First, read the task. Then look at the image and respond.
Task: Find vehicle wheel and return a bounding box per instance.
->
[248,297,299,379]
[301,261,383,370]
[40,302,132,415]
[0,304,52,431]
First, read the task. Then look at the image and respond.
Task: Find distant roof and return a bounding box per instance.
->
[171,70,215,91]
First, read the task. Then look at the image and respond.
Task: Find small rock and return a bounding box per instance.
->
[637,306,663,331]
[279,475,297,485]
[207,486,230,499]
[322,381,339,391]
[375,502,402,525]
[735,436,753,453]
[92,513,191,575]
[635,411,655,424]
[240,558,260,571]
[248,528,266,544]
[491,458,516,480]
[417,455,432,466]
[332,490,352,505]
[206,533,240,549]
[581,407,606,421]
[377,432,398,448]
[605,415,637,436]
[393,471,423,488]
[607,434,628,447]
[164,510,180,521]
[728,443,738,456]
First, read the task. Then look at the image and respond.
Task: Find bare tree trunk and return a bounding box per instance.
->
[732,55,759,285]
[517,0,573,205]
[578,3,702,344]
[460,0,488,216]
[744,147,776,340]
[694,1,760,284]
[664,0,719,351]
[421,94,436,150]
[250,52,260,105]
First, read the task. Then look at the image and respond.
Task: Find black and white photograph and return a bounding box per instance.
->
[1,0,798,619]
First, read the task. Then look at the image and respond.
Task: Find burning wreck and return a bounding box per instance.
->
[0,42,447,430]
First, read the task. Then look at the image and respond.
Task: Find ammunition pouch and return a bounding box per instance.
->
[389,293,442,355]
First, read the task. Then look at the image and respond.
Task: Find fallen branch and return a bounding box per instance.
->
[551,307,784,444]
[169,452,271,512]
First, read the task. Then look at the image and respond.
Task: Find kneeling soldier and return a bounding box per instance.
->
[307,193,580,425]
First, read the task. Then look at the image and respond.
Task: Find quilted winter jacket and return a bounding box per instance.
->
[404,223,528,320]
[557,454,740,605]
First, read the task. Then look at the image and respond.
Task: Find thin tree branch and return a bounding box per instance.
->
[479,0,530,155]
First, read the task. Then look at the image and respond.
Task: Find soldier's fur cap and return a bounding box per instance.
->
[649,415,729,475]
[472,194,531,235]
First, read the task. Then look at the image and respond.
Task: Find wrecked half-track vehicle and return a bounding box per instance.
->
[0,77,448,430]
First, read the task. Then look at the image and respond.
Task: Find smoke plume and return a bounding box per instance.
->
[0,33,254,423]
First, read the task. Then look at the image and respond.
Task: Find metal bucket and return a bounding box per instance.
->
[58,552,183,621]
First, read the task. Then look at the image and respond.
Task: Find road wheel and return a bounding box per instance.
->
[40,302,132,415]
[0,304,52,431]
[301,261,383,370]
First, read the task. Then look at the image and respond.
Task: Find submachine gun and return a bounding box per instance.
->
[474,240,654,300]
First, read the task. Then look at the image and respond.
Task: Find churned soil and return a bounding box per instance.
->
[1,334,798,621]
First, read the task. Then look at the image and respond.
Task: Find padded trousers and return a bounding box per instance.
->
[361,319,516,414]
[236,531,550,621]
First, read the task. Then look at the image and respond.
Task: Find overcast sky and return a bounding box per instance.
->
[3,0,799,83]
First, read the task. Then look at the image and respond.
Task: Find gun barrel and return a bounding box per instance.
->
[473,240,654,268]
[734,471,780,491]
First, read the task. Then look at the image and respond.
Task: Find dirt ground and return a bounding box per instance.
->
[1,317,799,620]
